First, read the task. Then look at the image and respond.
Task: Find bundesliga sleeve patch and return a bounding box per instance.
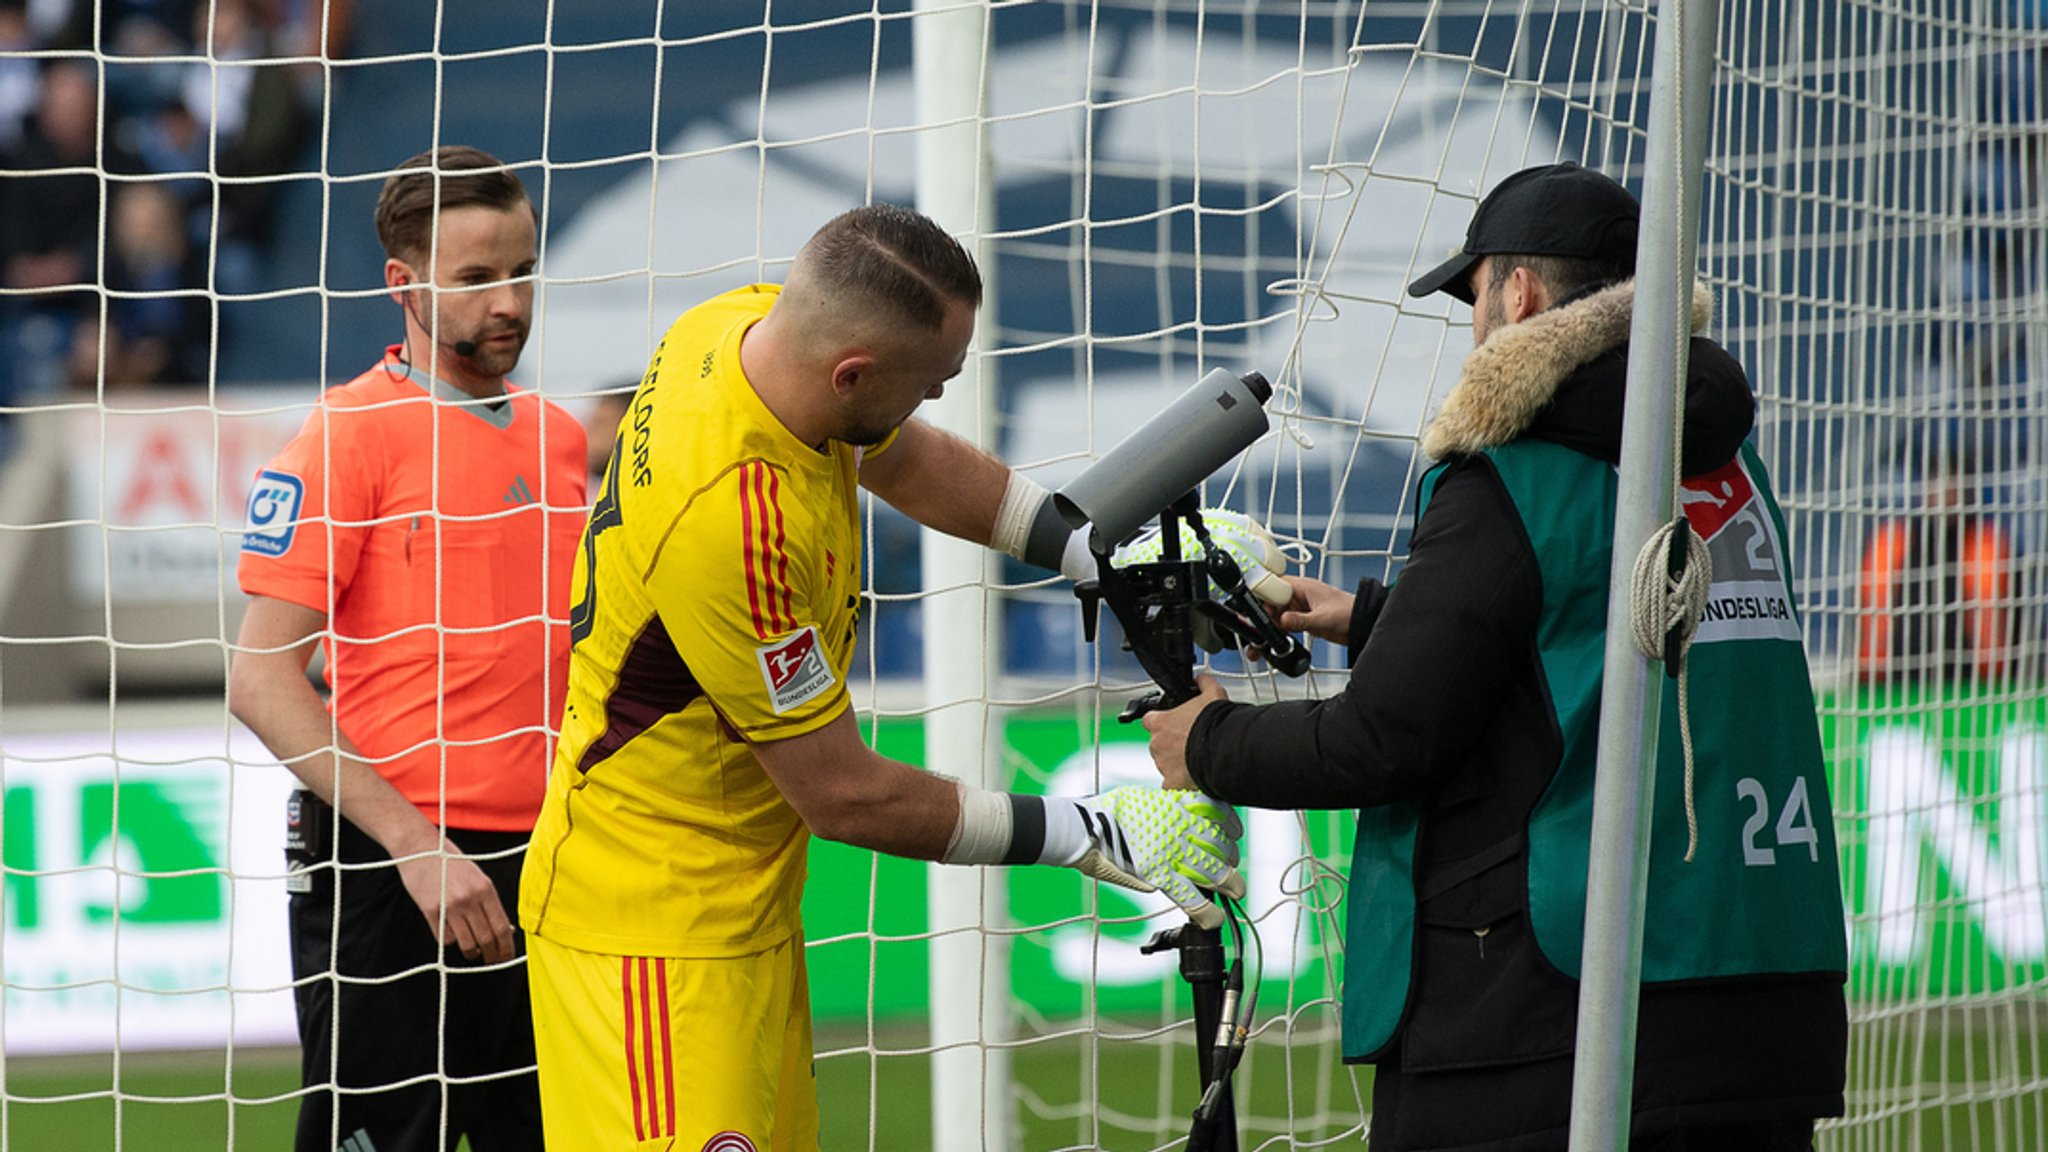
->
[755,626,836,714]
[241,469,305,557]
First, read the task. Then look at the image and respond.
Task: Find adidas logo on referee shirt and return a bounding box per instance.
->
[502,475,537,506]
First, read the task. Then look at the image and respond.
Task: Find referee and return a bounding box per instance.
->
[230,146,587,1152]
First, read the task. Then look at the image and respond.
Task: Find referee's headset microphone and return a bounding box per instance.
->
[395,270,482,359]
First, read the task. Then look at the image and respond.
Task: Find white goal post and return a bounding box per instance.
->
[1,2,2044,1151]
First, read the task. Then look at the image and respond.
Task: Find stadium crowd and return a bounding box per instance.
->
[0,0,350,435]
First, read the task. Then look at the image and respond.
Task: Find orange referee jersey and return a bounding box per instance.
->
[239,348,588,831]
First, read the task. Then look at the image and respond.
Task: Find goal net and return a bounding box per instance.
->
[1,1,2043,1150]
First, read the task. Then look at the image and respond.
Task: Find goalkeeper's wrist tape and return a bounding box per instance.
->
[992,473,1095,582]
[942,782,1096,868]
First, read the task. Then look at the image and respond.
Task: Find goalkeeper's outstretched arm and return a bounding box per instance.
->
[859,419,1301,605]
[857,418,1094,580]
[751,708,1245,928]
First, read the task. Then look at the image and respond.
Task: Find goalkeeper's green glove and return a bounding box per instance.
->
[1054,786,1246,928]
[1109,507,1293,607]
[944,784,1246,929]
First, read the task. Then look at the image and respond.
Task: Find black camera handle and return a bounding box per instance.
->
[1074,499,1310,722]
[1074,494,1204,721]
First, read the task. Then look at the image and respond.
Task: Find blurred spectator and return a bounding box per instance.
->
[21,0,89,50]
[2,62,102,297]
[1857,433,2021,686]
[63,315,129,394]
[0,61,139,400]
[280,0,356,61]
[107,181,211,384]
[125,88,209,208]
[179,0,310,292]
[103,5,190,116]
[103,0,198,53]
[0,2,39,152]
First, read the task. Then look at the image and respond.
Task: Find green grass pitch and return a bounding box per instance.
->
[0,1024,1368,1151]
[3,1013,2038,1150]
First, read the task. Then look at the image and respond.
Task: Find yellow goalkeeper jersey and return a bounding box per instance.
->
[520,284,886,957]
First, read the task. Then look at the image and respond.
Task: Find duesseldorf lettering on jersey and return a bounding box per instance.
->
[630,351,659,489]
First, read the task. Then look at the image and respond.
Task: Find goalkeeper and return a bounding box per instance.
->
[517,204,1244,1152]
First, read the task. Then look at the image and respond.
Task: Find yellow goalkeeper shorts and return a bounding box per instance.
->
[527,932,818,1152]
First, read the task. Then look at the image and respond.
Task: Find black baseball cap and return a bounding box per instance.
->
[1406,162,1640,305]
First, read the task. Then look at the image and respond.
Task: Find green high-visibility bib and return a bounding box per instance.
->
[1340,440,1848,1060]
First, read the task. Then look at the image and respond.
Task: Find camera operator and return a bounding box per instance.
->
[1142,164,1848,1152]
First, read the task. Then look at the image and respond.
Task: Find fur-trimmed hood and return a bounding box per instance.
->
[1421,279,1756,474]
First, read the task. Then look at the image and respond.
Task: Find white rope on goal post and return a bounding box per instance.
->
[1567,0,1719,1147]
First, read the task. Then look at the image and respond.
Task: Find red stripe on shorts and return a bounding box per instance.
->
[637,957,659,1137]
[622,957,644,1141]
[656,957,677,1136]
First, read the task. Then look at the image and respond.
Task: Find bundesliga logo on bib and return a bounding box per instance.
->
[1677,457,1755,541]
[756,626,834,714]
[1679,456,1801,645]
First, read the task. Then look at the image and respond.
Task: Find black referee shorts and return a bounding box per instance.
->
[285,791,542,1152]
